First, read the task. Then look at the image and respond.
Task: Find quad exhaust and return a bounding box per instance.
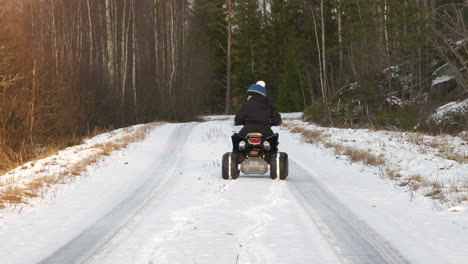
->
[240,159,269,175]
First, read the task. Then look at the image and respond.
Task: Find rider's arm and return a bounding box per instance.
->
[234,104,246,126]
[270,105,282,126]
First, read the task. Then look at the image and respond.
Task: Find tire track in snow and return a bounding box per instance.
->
[235,182,283,264]
[40,123,197,264]
[288,158,408,264]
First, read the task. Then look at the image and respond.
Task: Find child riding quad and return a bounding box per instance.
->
[222,81,289,180]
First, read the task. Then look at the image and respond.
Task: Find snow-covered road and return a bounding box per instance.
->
[1,118,467,264]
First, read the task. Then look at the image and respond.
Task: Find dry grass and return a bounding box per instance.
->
[319,141,385,166]
[0,186,27,205]
[436,143,468,163]
[406,133,468,164]
[440,153,468,164]
[424,181,444,199]
[406,133,425,145]
[385,167,402,180]
[290,126,385,166]
[0,123,160,210]
[0,143,61,176]
[449,183,462,193]
[344,147,385,166]
[290,127,328,144]
[399,175,426,187]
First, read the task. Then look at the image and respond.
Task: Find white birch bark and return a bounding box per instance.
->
[86,0,94,66]
[105,0,115,89]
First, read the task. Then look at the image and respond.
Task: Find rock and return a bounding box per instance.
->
[429,75,458,100]
[428,64,465,101]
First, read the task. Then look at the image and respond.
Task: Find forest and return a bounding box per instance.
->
[0,0,467,171]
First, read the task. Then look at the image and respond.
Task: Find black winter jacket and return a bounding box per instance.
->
[234,95,282,137]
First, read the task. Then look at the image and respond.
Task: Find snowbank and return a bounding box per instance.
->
[0,123,158,212]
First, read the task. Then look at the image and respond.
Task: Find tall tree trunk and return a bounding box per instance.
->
[52,0,59,79]
[311,7,325,101]
[337,0,343,82]
[321,0,327,98]
[225,0,232,114]
[105,0,115,89]
[121,0,130,122]
[86,0,94,66]
[131,0,138,121]
[30,59,37,145]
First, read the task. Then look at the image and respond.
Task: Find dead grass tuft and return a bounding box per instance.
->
[441,153,468,164]
[0,186,27,205]
[409,175,425,183]
[406,133,425,145]
[424,188,442,197]
[424,181,444,198]
[290,127,327,144]
[427,138,467,164]
[290,126,384,166]
[398,174,428,192]
[385,168,402,179]
[405,133,467,164]
[0,143,60,176]
[69,164,85,176]
[449,183,462,193]
[345,148,385,166]
[26,179,45,193]
[323,142,385,166]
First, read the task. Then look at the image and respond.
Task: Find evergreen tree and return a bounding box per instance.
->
[231,0,263,107]
[191,0,227,113]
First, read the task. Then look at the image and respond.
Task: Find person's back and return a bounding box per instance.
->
[234,81,282,138]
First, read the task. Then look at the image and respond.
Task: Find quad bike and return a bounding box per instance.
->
[222,133,288,180]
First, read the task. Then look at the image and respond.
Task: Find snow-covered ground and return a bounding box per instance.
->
[0,114,467,263]
[284,117,468,207]
[0,123,157,213]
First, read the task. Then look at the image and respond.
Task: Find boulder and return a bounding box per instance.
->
[428,64,463,100]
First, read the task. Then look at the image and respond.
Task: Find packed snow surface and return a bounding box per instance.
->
[0,113,467,264]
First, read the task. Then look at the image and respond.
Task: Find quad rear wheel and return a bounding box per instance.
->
[222,152,240,180]
[270,152,288,180]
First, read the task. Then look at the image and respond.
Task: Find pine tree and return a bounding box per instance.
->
[231,0,263,106]
[191,0,227,113]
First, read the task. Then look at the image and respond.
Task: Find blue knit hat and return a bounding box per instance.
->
[247,84,267,97]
